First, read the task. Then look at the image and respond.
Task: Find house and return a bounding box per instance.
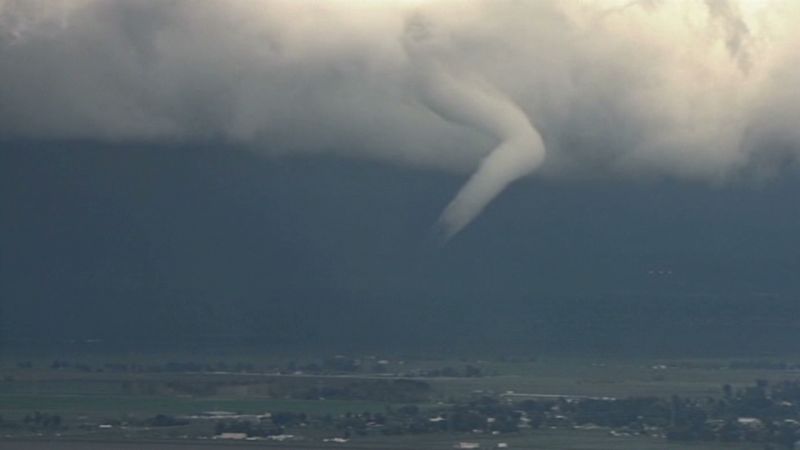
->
[737,417,763,429]
[217,432,247,440]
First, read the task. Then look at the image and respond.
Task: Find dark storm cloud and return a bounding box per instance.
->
[2,0,800,234]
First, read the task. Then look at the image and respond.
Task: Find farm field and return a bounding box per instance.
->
[1,353,799,448]
[0,430,765,450]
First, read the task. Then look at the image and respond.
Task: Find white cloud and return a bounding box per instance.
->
[2,0,800,233]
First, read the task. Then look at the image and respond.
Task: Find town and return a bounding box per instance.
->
[4,355,800,449]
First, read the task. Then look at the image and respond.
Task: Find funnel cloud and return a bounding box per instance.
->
[404,13,546,238]
[2,1,800,236]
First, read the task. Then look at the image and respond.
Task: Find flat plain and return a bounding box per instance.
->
[1,353,796,449]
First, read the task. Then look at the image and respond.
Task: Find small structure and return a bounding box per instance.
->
[217,432,247,440]
[737,417,764,429]
[268,434,295,441]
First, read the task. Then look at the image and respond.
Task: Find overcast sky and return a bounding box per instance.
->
[3,0,800,236]
[5,1,800,353]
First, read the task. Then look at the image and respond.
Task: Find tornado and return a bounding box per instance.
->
[404,15,546,240]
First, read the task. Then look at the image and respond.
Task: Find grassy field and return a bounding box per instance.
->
[0,430,766,450]
[1,354,799,448]
[6,355,799,396]
[0,394,388,419]
[428,356,800,399]
[3,356,800,417]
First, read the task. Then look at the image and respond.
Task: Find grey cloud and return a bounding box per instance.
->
[2,0,800,235]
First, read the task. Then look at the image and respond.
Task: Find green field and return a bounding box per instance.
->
[428,356,800,399]
[2,354,798,448]
[0,430,766,450]
[0,394,388,419]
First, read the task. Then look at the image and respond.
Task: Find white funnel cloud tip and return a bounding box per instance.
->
[437,133,547,240]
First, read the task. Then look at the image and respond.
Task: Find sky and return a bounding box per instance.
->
[3,0,800,234]
[2,1,800,354]
[4,145,800,355]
